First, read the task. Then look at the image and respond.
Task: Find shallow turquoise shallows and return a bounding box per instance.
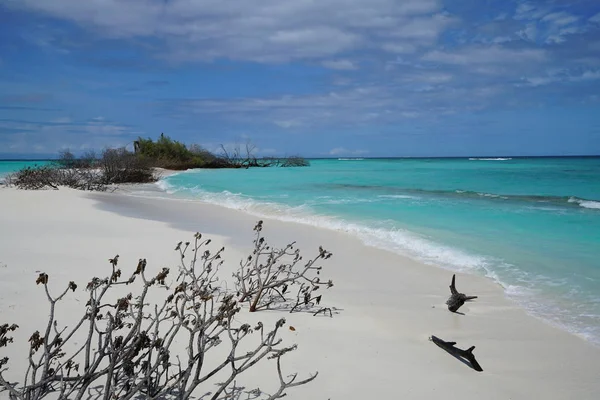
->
[0,160,51,180]
[159,157,600,345]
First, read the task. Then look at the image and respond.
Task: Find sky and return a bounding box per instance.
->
[1,0,599,158]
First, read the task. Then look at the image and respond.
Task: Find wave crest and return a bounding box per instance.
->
[569,197,600,210]
[469,157,512,161]
[156,180,490,273]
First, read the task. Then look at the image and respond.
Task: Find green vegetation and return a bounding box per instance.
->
[134,133,220,170]
[134,133,309,169]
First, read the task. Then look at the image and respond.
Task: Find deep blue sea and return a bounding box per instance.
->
[2,158,599,344]
[157,157,600,345]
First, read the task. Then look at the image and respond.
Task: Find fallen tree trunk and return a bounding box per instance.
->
[446,274,477,313]
[430,335,483,372]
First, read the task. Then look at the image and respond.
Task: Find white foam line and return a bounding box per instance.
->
[155,179,492,274]
[142,177,600,346]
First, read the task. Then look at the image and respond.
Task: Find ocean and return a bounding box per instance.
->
[0,160,51,181]
[156,157,600,345]
[2,157,599,345]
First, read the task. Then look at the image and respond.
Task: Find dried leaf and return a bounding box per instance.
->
[36,273,48,285]
[109,255,119,267]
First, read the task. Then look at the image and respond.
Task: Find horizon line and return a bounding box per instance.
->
[2,155,599,162]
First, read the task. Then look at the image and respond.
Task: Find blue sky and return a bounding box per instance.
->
[1,0,599,158]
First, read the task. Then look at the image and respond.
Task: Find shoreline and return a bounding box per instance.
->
[128,178,600,347]
[1,186,600,398]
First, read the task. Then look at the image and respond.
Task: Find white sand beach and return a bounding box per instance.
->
[1,187,600,399]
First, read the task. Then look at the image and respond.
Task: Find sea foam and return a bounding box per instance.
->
[155,180,493,274]
[468,157,513,161]
[149,157,600,347]
[569,197,600,210]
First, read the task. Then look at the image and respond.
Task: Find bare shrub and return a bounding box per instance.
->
[56,149,77,169]
[0,229,318,399]
[5,146,156,191]
[5,166,106,191]
[280,157,309,168]
[99,147,156,184]
[56,149,97,169]
[234,221,334,313]
[5,166,60,190]
[80,150,99,169]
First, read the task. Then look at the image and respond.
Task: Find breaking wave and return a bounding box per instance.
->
[469,157,513,161]
[149,175,600,346]
[316,183,600,210]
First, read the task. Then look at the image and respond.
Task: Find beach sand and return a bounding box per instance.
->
[1,187,599,399]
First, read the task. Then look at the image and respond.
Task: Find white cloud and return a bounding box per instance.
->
[517,23,537,41]
[0,117,139,154]
[491,36,512,44]
[591,13,600,24]
[575,70,600,81]
[381,42,417,54]
[523,76,556,86]
[542,12,578,27]
[329,147,369,156]
[155,71,531,131]
[163,86,415,128]
[274,120,303,128]
[422,46,546,66]
[522,69,600,86]
[9,0,447,63]
[400,111,419,118]
[387,13,456,41]
[401,71,453,84]
[321,59,358,70]
[515,2,536,18]
[50,117,72,124]
[513,4,591,45]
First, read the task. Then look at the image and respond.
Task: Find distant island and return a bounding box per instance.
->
[4,133,309,190]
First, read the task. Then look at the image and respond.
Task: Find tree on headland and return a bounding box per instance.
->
[134,133,215,170]
[133,133,308,170]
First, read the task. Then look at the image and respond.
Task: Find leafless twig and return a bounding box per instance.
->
[0,229,317,399]
[234,221,334,313]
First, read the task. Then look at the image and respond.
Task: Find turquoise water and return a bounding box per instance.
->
[2,158,599,344]
[0,160,52,180]
[158,157,600,345]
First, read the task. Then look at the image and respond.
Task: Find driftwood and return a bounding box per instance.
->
[430,335,483,372]
[446,274,477,313]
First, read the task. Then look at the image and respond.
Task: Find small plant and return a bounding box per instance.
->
[0,229,318,399]
[234,221,334,313]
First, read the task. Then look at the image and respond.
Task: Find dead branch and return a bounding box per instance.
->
[430,335,483,372]
[234,221,334,313]
[446,274,477,313]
